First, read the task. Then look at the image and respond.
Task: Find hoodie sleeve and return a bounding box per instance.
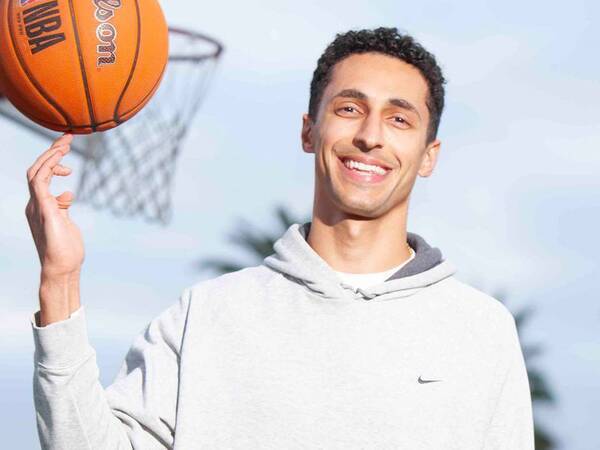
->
[31,288,192,450]
[482,312,535,450]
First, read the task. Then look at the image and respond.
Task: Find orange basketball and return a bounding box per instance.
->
[0,0,169,134]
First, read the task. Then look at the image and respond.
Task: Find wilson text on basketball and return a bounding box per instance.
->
[93,0,122,67]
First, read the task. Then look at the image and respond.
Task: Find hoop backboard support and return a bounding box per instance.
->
[0,27,224,225]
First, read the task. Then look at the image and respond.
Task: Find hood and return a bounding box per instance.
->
[263,222,456,302]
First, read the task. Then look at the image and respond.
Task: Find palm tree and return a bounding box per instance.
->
[197,205,557,449]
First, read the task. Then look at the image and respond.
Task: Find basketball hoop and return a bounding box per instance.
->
[0,27,224,225]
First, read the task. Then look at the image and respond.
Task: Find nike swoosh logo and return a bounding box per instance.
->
[418,375,442,384]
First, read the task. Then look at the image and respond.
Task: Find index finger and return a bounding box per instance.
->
[27,133,73,182]
[49,133,73,150]
[29,148,67,200]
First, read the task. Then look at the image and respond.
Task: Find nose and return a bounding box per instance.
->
[352,113,384,152]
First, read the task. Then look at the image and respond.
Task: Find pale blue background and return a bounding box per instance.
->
[1,0,598,448]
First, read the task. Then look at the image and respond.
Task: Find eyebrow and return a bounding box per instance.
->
[332,88,421,120]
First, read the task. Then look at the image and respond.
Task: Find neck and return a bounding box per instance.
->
[307,202,411,274]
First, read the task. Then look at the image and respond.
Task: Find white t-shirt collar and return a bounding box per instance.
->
[333,246,415,290]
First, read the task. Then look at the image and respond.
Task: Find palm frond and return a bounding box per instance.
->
[527,368,556,404]
[535,424,556,450]
[514,304,535,330]
[227,218,278,260]
[522,343,543,361]
[193,257,247,275]
[275,205,298,229]
[198,205,308,275]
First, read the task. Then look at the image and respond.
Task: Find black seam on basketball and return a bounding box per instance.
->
[6,0,73,128]
[29,62,165,131]
[67,0,97,131]
[104,59,166,126]
[125,57,167,115]
[113,0,141,123]
[23,58,167,131]
[20,113,96,131]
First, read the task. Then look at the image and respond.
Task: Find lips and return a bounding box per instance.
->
[337,156,391,184]
[339,155,392,171]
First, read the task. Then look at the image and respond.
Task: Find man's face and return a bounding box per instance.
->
[302,52,441,220]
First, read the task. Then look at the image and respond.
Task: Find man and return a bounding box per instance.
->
[27,27,534,449]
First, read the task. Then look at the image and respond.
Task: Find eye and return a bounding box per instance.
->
[391,116,410,128]
[336,104,361,116]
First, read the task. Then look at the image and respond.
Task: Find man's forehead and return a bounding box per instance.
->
[323,53,429,109]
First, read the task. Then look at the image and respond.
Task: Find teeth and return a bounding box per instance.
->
[343,159,387,175]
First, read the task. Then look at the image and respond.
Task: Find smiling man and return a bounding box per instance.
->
[29,27,534,449]
[303,48,441,275]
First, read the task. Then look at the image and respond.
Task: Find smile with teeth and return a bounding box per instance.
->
[342,158,388,175]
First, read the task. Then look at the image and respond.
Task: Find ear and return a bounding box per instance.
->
[301,113,315,154]
[418,138,441,177]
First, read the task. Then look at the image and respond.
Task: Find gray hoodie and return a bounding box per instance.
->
[31,223,534,449]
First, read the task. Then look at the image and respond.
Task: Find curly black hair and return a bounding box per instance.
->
[308,27,446,144]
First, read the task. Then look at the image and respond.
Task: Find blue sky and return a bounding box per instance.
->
[1,0,599,448]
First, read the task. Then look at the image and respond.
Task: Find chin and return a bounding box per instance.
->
[317,178,391,220]
[334,193,387,219]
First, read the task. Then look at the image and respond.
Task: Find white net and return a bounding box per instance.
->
[76,28,223,225]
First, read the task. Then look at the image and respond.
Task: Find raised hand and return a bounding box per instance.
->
[25,133,84,325]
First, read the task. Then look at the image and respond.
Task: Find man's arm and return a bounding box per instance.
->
[482,313,535,450]
[25,118,192,449]
[31,288,191,450]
